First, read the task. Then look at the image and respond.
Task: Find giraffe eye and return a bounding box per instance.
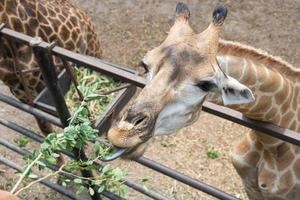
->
[137,60,149,75]
[196,80,217,92]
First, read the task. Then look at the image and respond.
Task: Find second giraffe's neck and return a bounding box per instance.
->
[210,51,300,133]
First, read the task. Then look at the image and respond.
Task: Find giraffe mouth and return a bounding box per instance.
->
[100,147,129,161]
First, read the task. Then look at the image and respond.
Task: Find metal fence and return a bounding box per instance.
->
[0,24,300,200]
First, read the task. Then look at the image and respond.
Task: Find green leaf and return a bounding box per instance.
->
[97,185,105,193]
[102,165,111,173]
[89,187,95,196]
[62,181,67,187]
[141,176,151,183]
[112,168,124,180]
[36,160,47,167]
[28,173,38,179]
[74,178,82,184]
[76,186,85,195]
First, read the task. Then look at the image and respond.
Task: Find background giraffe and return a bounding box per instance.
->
[0,0,102,135]
[215,39,300,200]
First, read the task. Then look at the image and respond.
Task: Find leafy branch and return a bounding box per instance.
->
[11,70,127,197]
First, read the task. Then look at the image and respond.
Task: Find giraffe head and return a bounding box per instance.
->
[107,3,255,158]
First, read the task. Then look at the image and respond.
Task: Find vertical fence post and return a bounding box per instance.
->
[30,37,101,200]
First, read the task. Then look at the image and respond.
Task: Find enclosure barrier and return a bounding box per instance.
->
[1,24,300,200]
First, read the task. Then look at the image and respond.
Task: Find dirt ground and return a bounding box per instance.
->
[0,0,300,199]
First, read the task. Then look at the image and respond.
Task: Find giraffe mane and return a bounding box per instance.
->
[218,39,300,78]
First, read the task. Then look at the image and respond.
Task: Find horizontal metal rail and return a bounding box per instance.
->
[135,157,239,200]
[0,138,123,200]
[0,27,147,88]
[0,119,169,200]
[0,93,62,127]
[0,156,86,200]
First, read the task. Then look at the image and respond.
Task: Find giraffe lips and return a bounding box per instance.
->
[99,147,130,162]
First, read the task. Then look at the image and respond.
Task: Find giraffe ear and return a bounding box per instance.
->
[218,75,255,105]
[175,2,190,21]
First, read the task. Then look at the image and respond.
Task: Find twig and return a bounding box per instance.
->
[98,84,130,95]
[10,153,42,194]
[14,164,65,196]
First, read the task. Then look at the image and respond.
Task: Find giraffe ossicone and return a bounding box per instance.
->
[107,3,300,200]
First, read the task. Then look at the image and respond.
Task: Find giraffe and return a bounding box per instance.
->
[0,0,101,135]
[107,3,300,200]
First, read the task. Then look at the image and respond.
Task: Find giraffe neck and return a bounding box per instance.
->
[214,44,300,199]
[215,54,300,131]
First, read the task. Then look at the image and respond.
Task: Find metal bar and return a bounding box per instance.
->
[0,28,147,87]
[202,102,300,146]
[0,118,75,158]
[124,180,169,200]
[32,43,101,200]
[1,120,169,200]
[135,157,239,200]
[0,93,62,127]
[95,85,136,135]
[0,139,123,200]
[0,156,86,200]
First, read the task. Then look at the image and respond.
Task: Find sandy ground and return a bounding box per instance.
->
[0,0,300,199]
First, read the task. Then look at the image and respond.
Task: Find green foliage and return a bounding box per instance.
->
[14,136,30,148]
[17,69,127,197]
[206,147,221,159]
[65,67,119,120]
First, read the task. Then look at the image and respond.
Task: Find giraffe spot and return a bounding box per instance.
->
[71,31,78,41]
[276,144,294,171]
[249,95,272,114]
[286,184,300,200]
[38,29,48,41]
[239,59,255,85]
[280,111,294,126]
[11,17,24,33]
[5,0,17,15]
[234,136,251,155]
[256,131,280,145]
[17,6,27,20]
[48,8,57,18]
[260,70,282,93]
[65,41,75,51]
[226,56,243,79]
[278,170,294,194]
[66,21,73,29]
[292,86,300,110]
[37,11,48,24]
[70,16,78,25]
[293,159,300,180]
[263,151,275,170]
[244,151,260,166]
[60,25,70,41]
[258,164,276,192]
[38,3,47,16]
[275,80,290,105]
[58,14,65,22]
[28,18,39,32]
[289,120,297,131]
[256,64,268,83]
[50,19,61,33]
[265,108,277,121]
[40,25,53,39]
